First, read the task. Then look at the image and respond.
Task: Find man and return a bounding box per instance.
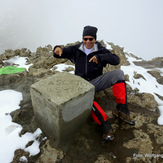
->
[53,25,135,142]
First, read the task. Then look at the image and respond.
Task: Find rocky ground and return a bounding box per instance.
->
[0,41,163,163]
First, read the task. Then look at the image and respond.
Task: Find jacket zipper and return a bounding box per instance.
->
[78,44,98,80]
[85,55,88,79]
[85,52,96,80]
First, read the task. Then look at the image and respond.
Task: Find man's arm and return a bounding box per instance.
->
[89,56,98,64]
[97,49,120,66]
[54,46,63,57]
[53,45,74,60]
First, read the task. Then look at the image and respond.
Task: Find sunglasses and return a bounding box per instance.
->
[83,38,94,41]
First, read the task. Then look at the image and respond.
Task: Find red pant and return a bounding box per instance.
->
[91,81,127,125]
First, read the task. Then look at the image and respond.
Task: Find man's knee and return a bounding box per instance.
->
[115,70,125,81]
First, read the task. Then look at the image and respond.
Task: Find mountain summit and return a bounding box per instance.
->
[0,41,163,162]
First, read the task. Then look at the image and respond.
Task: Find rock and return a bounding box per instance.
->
[36,45,52,55]
[0,71,27,87]
[132,112,152,128]
[123,129,153,161]
[15,48,31,57]
[64,41,80,48]
[36,140,64,163]
[65,66,74,72]
[28,66,53,77]
[0,55,3,67]
[134,71,146,80]
[108,42,130,66]
[148,70,163,85]
[3,49,15,59]
[12,149,29,163]
[134,57,163,69]
[127,93,158,111]
[125,74,130,82]
[94,155,112,163]
[155,93,163,101]
[147,123,163,145]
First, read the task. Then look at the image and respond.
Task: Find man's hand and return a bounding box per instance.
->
[89,56,98,64]
[54,47,63,57]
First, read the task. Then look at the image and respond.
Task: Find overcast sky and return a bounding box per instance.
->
[0,0,163,60]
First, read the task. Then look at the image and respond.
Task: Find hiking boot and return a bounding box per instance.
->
[112,104,135,125]
[118,111,135,125]
[101,121,115,142]
[103,129,115,142]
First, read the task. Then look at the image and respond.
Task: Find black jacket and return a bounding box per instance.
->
[53,42,120,81]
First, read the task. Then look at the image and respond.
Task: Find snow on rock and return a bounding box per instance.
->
[3,56,32,71]
[0,90,42,163]
[121,53,163,125]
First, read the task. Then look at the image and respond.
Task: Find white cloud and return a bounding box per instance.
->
[0,0,163,60]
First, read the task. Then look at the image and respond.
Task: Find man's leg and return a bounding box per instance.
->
[91,101,114,142]
[90,70,124,141]
[90,70,135,125]
[90,70,125,92]
[112,81,135,125]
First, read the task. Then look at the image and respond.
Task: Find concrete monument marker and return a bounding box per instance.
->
[30,72,95,149]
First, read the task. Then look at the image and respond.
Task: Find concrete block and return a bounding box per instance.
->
[30,72,95,148]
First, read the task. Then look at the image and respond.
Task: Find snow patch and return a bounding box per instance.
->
[0,90,42,163]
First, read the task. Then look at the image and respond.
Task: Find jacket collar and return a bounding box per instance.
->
[79,43,98,54]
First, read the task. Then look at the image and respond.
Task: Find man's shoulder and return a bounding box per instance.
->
[96,41,105,49]
[74,42,84,49]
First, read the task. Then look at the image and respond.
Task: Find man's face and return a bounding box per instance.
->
[83,36,95,49]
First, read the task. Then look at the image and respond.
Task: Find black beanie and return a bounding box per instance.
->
[83,26,98,40]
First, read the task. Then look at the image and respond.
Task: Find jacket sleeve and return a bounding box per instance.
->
[53,45,75,60]
[96,48,120,66]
